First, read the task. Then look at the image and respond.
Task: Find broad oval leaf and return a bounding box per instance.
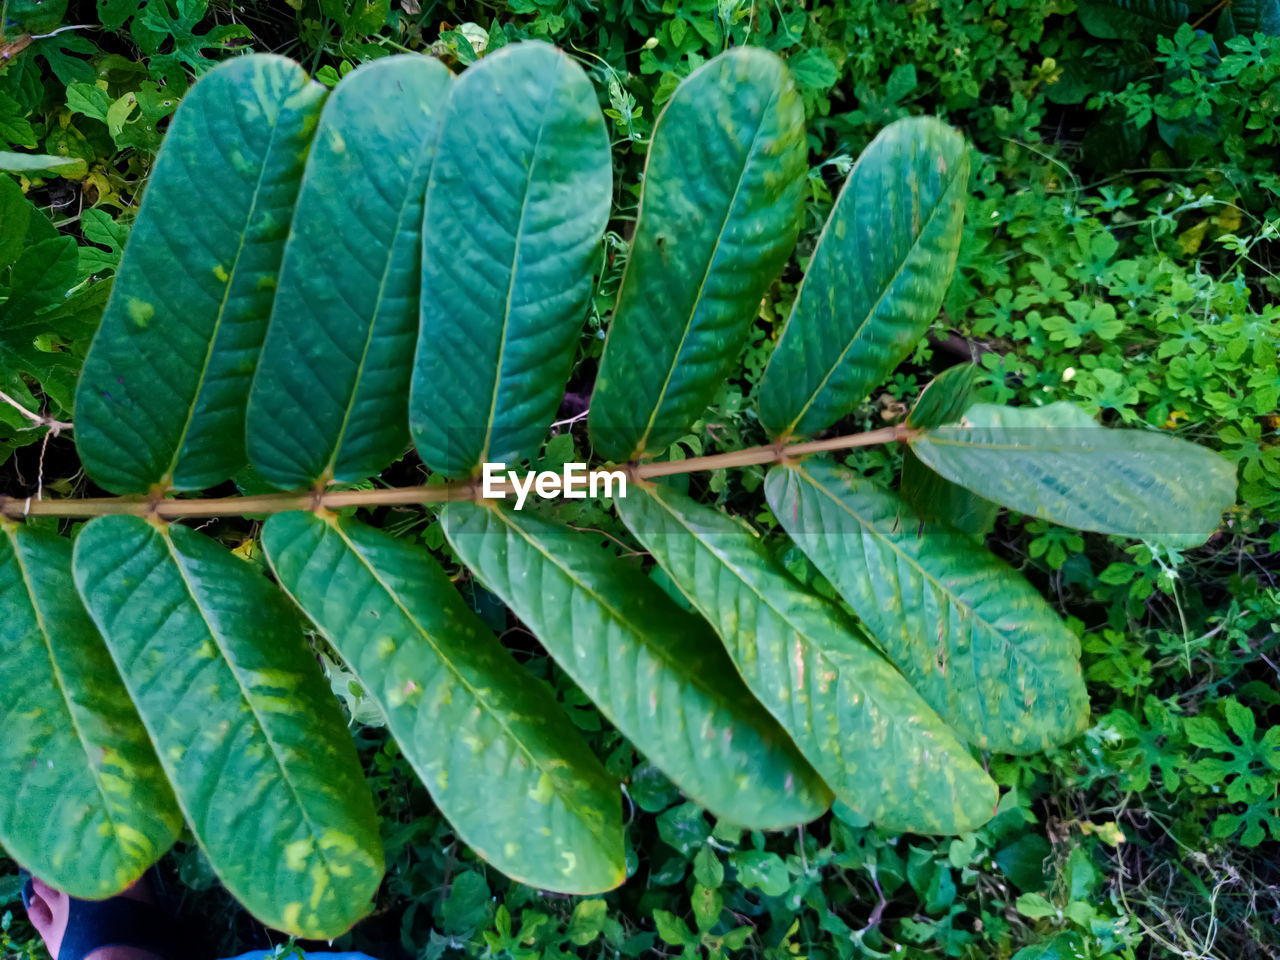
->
[0,523,181,897]
[262,511,625,893]
[908,402,1239,547]
[757,117,968,439]
[75,55,327,494]
[617,482,997,835]
[411,41,612,478]
[247,56,453,489]
[72,517,383,938]
[765,458,1089,754]
[442,502,833,829]
[588,47,807,462]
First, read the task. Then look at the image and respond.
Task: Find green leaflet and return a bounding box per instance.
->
[75,55,327,494]
[588,47,807,462]
[442,502,832,829]
[0,176,36,272]
[900,364,998,538]
[0,152,86,176]
[0,183,89,423]
[909,402,1239,547]
[757,117,968,439]
[247,56,452,489]
[899,451,1000,540]
[0,522,181,897]
[905,363,983,430]
[262,511,625,894]
[617,483,997,835]
[764,459,1089,754]
[411,41,611,478]
[0,235,80,413]
[72,517,383,938]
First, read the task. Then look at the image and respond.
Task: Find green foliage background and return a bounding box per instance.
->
[0,0,1277,958]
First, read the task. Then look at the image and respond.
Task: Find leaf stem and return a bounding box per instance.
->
[0,424,913,519]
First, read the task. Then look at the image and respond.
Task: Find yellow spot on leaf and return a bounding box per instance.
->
[127,298,154,328]
[319,830,358,856]
[529,773,555,804]
[309,864,329,910]
[285,836,314,872]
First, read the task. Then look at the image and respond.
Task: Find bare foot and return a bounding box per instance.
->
[25,876,167,960]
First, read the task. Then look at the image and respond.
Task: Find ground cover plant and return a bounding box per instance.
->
[0,1,1277,959]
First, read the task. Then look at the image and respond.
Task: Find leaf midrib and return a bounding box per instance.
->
[627,488,863,803]
[322,516,612,849]
[477,64,556,469]
[164,93,296,487]
[789,463,1072,733]
[778,150,964,437]
[328,96,446,480]
[914,429,1109,454]
[159,527,346,907]
[635,488,848,669]
[792,463,1014,645]
[628,488,865,739]
[5,530,133,862]
[636,487,1000,828]
[630,80,784,459]
[484,504,753,719]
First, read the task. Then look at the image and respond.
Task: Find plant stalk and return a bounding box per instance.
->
[0,424,912,519]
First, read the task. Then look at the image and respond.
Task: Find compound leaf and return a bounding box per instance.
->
[909,402,1238,547]
[247,56,452,489]
[616,483,997,834]
[0,522,181,898]
[765,458,1089,754]
[411,41,611,478]
[757,117,968,439]
[263,511,625,894]
[75,55,327,494]
[589,47,807,462]
[442,502,832,829]
[72,516,383,938]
